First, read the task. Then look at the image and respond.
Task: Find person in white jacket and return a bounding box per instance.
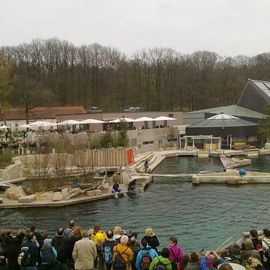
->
[72,230,97,270]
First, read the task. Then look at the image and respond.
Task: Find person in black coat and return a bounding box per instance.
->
[141,228,160,252]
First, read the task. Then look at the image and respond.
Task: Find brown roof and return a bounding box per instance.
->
[3,106,86,120]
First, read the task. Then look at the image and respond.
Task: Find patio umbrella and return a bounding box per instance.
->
[154,116,176,121]
[0,125,8,129]
[19,124,32,129]
[80,119,105,124]
[57,119,80,125]
[29,120,54,128]
[133,117,155,122]
[109,117,134,123]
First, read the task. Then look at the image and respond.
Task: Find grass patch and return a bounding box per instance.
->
[0,151,13,169]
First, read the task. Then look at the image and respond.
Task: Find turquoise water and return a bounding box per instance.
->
[1,156,270,252]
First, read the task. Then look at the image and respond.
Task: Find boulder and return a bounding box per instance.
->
[52,192,63,201]
[68,188,83,199]
[18,194,36,203]
[5,186,26,200]
[99,182,109,193]
[36,192,53,201]
[0,198,3,204]
[61,188,69,200]
[86,190,102,197]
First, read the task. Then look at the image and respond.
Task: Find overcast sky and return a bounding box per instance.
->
[1,0,270,57]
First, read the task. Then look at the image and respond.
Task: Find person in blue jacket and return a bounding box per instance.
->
[200,251,225,270]
[136,238,158,270]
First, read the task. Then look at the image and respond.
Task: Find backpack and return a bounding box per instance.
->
[17,246,31,266]
[103,245,113,264]
[113,247,128,270]
[154,258,167,270]
[141,252,152,270]
[40,247,57,265]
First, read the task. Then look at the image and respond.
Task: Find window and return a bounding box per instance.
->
[142,141,154,145]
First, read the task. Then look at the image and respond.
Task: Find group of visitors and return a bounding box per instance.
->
[0,223,270,270]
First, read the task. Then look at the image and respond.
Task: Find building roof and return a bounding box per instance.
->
[186,104,267,119]
[3,106,86,121]
[189,113,258,128]
[237,79,270,112]
[249,79,270,98]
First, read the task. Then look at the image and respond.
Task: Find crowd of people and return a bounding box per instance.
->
[0,222,270,270]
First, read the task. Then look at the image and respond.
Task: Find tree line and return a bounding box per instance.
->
[1,38,270,112]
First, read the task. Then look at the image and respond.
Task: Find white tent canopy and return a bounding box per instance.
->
[29,121,55,127]
[109,117,134,123]
[154,116,176,121]
[57,120,80,125]
[80,119,105,124]
[19,124,31,129]
[133,117,155,122]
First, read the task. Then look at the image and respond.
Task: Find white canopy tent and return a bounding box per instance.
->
[29,121,56,129]
[80,119,105,124]
[109,117,134,123]
[19,124,32,129]
[154,116,176,121]
[57,120,80,126]
[133,117,155,122]
[0,125,8,130]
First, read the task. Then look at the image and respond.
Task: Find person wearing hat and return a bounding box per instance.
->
[112,235,134,270]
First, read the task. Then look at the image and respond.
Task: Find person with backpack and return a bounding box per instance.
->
[136,238,158,270]
[18,232,39,270]
[149,248,172,270]
[168,237,183,270]
[39,238,58,270]
[112,235,134,270]
[102,230,117,270]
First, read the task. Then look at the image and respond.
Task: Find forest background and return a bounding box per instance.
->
[1,38,270,113]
